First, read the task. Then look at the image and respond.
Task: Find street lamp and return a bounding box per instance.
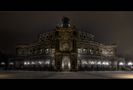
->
[90,61,95,65]
[24,61,30,65]
[97,61,102,65]
[9,62,14,65]
[45,60,50,65]
[119,62,124,66]
[31,61,35,65]
[105,62,109,66]
[38,61,43,65]
[102,61,106,65]
[128,62,133,66]
[1,62,5,65]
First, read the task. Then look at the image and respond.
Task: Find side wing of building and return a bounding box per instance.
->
[15,31,56,70]
[76,30,118,68]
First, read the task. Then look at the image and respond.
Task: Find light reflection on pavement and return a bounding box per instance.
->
[0,71,133,79]
[110,74,133,79]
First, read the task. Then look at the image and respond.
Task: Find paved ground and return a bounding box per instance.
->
[0,71,133,79]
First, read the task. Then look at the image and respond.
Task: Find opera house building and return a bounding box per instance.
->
[7,17,126,71]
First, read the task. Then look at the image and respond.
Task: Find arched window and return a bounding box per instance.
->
[45,49,49,54]
[78,48,82,53]
[90,48,94,55]
[40,49,43,54]
[83,48,87,53]
[96,49,99,55]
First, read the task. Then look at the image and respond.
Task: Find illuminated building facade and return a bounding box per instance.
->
[7,17,127,71]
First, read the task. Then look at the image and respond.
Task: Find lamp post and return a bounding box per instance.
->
[127,62,133,71]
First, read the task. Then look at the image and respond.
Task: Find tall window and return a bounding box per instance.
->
[45,49,49,54]
[83,48,87,53]
[90,49,93,55]
[78,48,82,53]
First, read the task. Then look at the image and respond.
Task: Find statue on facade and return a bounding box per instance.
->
[62,16,70,28]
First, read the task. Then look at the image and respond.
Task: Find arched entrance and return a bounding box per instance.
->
[62,56,71,71]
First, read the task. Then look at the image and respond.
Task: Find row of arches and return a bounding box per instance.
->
[78,48,100,55]
[39,32,55,41]
[17,48,55,56]
[78,31,94,41]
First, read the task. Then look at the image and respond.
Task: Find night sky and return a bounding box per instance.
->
[0,11,133,58]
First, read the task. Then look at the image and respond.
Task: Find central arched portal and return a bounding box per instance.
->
[62,56,71,71]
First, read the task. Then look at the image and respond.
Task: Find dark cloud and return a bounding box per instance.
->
[0,11,133,57]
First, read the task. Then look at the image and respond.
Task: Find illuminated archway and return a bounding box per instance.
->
[62,56,71,71]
